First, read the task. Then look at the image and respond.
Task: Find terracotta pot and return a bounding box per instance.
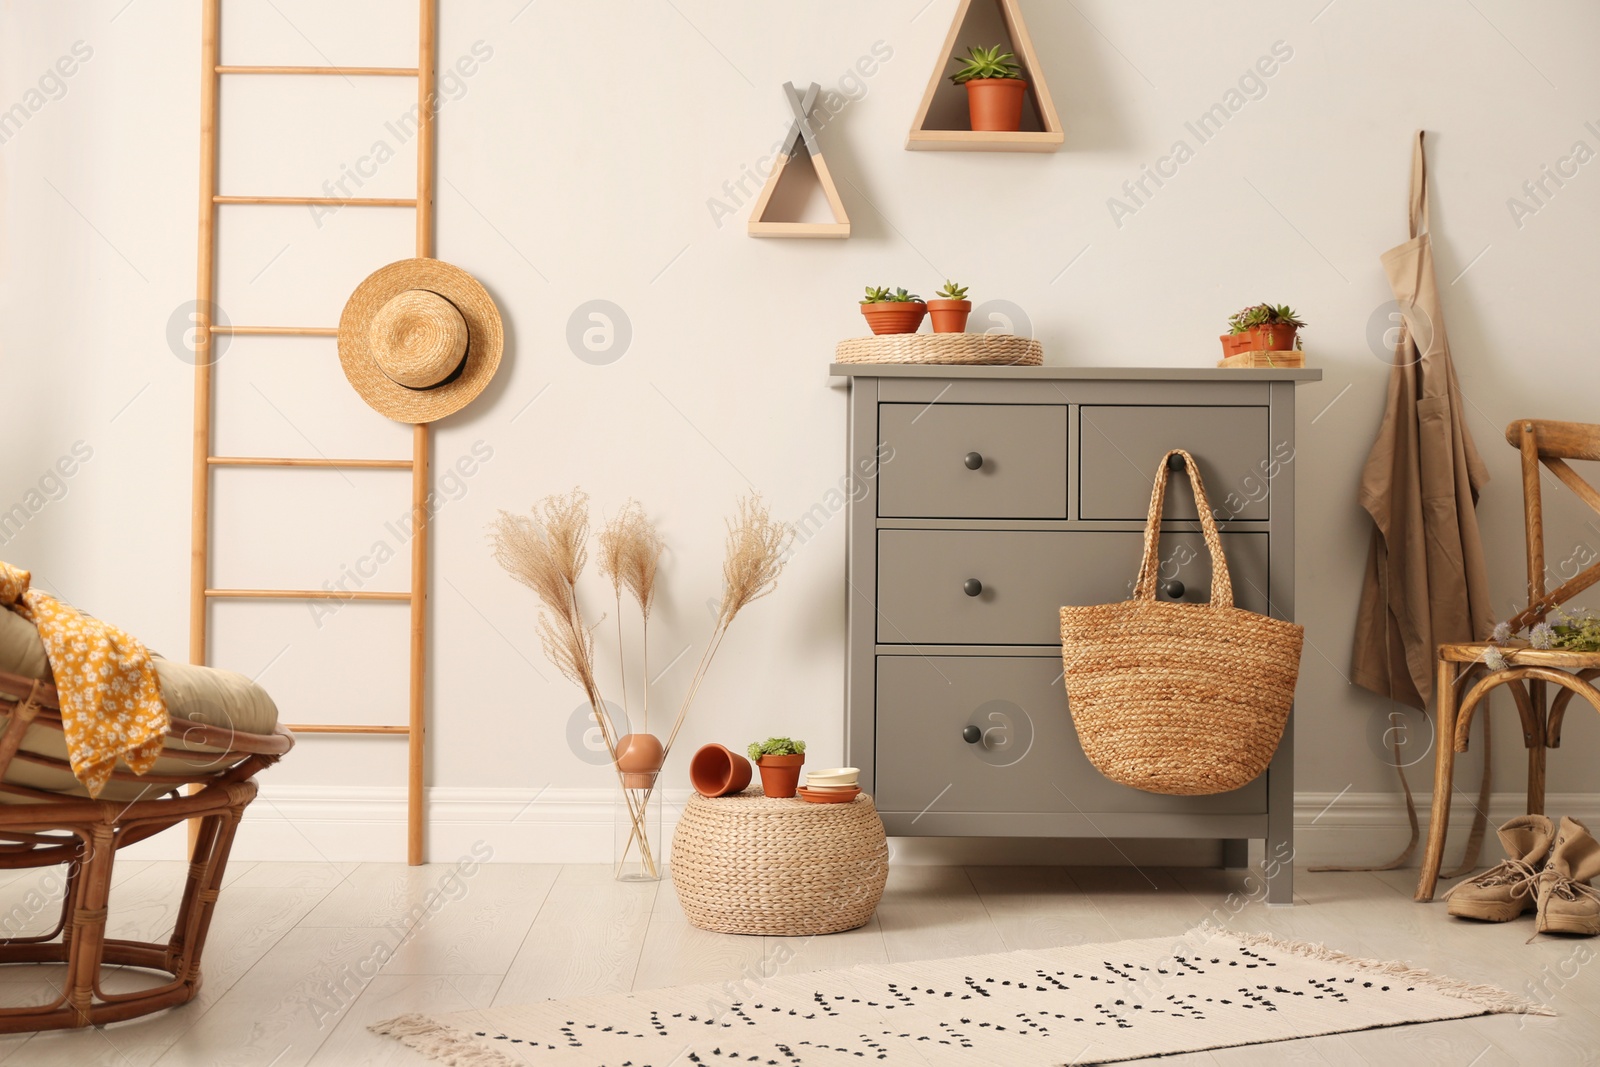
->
[927,299,972,334]
[1246,323,1298,351]
[755,753,805,799]
[1220,333,1252,358]
[964,78,1028,132]
[1224,324,1298,353]
[688,743,752,798]
[615,733,665,790]
[861,302,927,335]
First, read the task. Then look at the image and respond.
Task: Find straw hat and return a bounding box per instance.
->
[337,258,503,424]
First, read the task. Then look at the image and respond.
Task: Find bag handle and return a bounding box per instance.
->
[1131,449,1234,609]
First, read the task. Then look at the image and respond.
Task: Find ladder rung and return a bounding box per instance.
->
[211,325,338,336]
[216,65,419,77]
[284,724,411,735]
[206,589,411,601]
[214,195,416,207]
[209,456,413,470]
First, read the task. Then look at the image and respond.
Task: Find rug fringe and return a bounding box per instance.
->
[1195,923,1555,1016]
[370,1013,519,1066]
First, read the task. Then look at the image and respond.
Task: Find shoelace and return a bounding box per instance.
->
[1539,867,1600,904]
[1441,857,1541,901]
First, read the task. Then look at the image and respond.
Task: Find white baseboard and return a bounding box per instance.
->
[114,787,1600,868]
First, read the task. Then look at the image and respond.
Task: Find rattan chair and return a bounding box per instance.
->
[1416,419,1600,901]
[0,669,292,1031]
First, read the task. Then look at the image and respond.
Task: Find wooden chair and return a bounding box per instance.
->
[0,671,292,1031]
[1417,419,1600,901]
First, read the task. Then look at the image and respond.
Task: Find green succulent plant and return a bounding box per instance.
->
[949,44,1022,84]
[1227,303,1306,334]
[748,737,806,760]
[936,281,970,301]
[862,286,923,304]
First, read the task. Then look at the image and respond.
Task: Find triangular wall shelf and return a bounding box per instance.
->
[747,147,851,238]
[748,82,851,238]
[907,0,1063,152]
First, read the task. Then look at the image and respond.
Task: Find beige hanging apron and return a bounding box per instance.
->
[1331,130,1495,873]
[1353,130,1494,706]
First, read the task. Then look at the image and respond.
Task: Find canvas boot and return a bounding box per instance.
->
[1444,814,1552,922]
[1535,816,1600,936]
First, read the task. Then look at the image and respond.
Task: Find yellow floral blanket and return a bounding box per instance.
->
[0,562,168,798]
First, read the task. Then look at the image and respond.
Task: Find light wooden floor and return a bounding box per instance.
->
[0,859,1595,1065]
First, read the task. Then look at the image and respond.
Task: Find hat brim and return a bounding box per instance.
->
[338,258,504,424]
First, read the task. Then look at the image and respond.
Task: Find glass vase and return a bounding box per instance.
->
[614,771,662,882]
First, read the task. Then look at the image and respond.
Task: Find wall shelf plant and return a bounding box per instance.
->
[907,0,1063,152]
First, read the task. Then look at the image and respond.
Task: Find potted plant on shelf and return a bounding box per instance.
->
[1222,303,1305,356]
[748,736,806,798]
[927,281,972,334]
[949,44,1027,133]
[860,287,926,335]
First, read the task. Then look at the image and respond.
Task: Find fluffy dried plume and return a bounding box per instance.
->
[598,499,664,618]
[717,495,790,626]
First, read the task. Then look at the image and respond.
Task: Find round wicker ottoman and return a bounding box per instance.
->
[670,789,888,936]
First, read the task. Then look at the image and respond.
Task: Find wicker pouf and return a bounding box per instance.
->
[670,789,888,936]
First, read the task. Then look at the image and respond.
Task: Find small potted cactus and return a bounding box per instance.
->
[949,45,1027,132]
[927,281,972,334]
[860,287,926,335]
[1222,303,1305,356]
[748,736,806,799]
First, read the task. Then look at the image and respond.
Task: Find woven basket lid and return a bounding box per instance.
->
[337,258,503,424]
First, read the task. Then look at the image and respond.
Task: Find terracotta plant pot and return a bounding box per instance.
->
[688,743,752,798]
[927,299,972,334]
[755,753,805,799]
[1247,323,1298,351]
[1224,324,1298,354]
[861,302,927,335]
[964,78,1028,132]
[615,733,665,790]
[1219,333,1253,358]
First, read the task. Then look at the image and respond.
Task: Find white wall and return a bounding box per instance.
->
[3,0,1599,864]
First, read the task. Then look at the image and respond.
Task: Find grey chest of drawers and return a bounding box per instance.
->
[835,363,1321,904]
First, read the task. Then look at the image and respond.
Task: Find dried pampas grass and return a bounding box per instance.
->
[598,500,665,728]
[665,495,792,755]
[717,495,787,626]
[489,489,790,878]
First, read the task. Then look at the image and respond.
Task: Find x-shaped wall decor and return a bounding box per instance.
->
[747,80,851,239]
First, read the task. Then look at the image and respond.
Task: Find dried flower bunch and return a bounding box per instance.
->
[489,490,790,876]
[1484,608,1600,670]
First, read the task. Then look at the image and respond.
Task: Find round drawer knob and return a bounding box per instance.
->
[964,451,984,470]
[962,725,982,744]
[1165,580,1185,599]
[963,578,983,597]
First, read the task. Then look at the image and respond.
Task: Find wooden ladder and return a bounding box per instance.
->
[191,0,437,864]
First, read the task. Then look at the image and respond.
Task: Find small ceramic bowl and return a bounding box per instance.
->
[806,767,860,786]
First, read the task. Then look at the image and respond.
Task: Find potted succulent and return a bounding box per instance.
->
[1222,303,1305,356]
[748,736,806,799]
[860,287,926,335]
[949,45,1027,133]
[927,281,972,334]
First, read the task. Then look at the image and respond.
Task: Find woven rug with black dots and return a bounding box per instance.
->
[372,924,1548,1066]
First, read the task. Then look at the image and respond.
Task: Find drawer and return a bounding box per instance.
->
[1079,406,1272,521]
[878,403,1066,519]
[877,529,1269,645]
[874,656,1268,814]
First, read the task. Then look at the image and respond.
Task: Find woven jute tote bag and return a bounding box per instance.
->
[1059,449,1304,795]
